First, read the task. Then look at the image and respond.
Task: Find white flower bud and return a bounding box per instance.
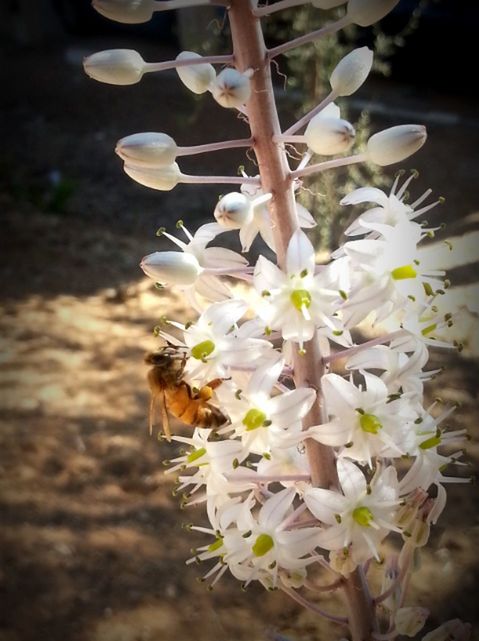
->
[367,124,427,166]
[92,0,155,24]
[305,113,355,155]
[176,51,216,94]
[83,49,145,85]
[311,0,347,8]
[214,192,253,229]
[211,68,252,109]
[116,133,178,167]
[330,47,373,96]
[395,607,429,637]
[140,251,201,286]
[123,162,182,191]
[421,619,471,641]
[347,0,400,27]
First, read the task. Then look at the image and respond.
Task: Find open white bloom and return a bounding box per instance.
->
[216,356,316,455]
[215,188,315,253]
[211,68,252,109]
[305,460,401,566]
[329,47,374,97]
[254,230,347,348]
[308,372,414,464]
[83,49,145,85]
[141,222,247,308]
[176,51,216,94]
[169,299,273,387]
[339,219,446,327]
[305,103,356,156]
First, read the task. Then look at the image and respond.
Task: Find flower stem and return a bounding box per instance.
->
[177,137,254,156]
[291,153,368,179]
[227,3,377,638]
[180,174,260,185]
[145,53,233,74]
[268,16,350,59]
[284,91,337,135]
[254,0,309,18]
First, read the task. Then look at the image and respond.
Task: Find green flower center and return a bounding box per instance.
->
[391,264,417,280]
[207,536,224,552]
[359,413,383,434]
[352,506,374,527]
[290,289,312,311]
[242,408,267,431]
[419,435,441,450]
[187,447,207,463]
[191,339,215,360]
[252,533,274,557]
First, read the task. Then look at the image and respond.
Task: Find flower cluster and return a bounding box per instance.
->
[86,0,470,639]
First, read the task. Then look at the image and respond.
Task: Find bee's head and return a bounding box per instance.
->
[145,347,185,367]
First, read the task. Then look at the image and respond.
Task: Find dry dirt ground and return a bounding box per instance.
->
[1,28,479,641]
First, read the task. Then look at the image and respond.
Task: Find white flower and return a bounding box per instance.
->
[171,299,273,387]
[141,222,247,308]
[367,125,427,166]
[305,460,401,566]
[211,68,252,109]
[176,51,216,94]
[311,0,347,8]
[305,103,356,155]
[216,356,316,455]
[254,230,347,348]
[329,47,374,97]
[116,132,178,167]
[308,372,413,464]
[421,619,472,641]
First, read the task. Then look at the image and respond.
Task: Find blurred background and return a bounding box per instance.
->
[0,1,478,640]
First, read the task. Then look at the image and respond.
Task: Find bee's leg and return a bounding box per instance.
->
[159,391,171,441]
[197,378,223,401]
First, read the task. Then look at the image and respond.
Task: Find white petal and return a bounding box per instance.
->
[286,229,315,276]
[304,488,348,524]
[337,459,367,498]
[269,387,316,426]
[254,255,285,292]
[239,220,259,252]
[296,203,316,228]
[195,274,231,302]
[259,487,296,529]
[193,222,225,247]
[204,299,248,333]
[322,373,361,414]
[248,355,283,396]
[340,186,389,208]
[202,246,248,269]
[308,421,351,446]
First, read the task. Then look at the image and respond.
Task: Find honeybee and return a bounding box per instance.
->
[145,346,226,441]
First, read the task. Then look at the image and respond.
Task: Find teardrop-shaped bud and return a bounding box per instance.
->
[211,68,251,109]
[116,133,178,167]
[330,47,373,96]
[305,114,355,155]
[176,51,216,94]
[367,125,427,166]
[214,192,253,229]
[92,0,156,24]
[83,49,145,85]
[123,162,182,191]
[140,251,202,286]
[347,0,399,27]
[311,0,347,8]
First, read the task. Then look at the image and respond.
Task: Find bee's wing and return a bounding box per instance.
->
[149,390,171,441]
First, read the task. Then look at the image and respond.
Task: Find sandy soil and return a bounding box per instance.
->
[1,27,479,641]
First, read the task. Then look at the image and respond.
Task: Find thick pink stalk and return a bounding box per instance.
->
[227,2,376,639]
